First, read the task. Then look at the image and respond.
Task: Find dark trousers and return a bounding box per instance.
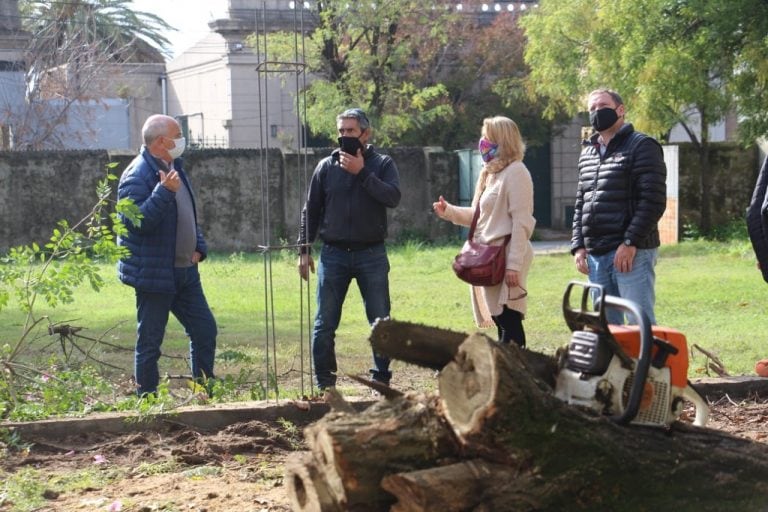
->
[312,243,392,389]
[134,265,217,395]
[492,306,526,348]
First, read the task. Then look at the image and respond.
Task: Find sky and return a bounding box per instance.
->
[128,0,228,58]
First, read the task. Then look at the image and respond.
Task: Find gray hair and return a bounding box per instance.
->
[142,115,175,145]
[337,108,370,131]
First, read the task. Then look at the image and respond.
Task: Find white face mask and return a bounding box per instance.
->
[167,136,186,159]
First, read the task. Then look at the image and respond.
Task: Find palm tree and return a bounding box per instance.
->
[20,0,173,63]
[12,0,175,149]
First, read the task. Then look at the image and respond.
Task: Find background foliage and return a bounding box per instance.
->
[257,0,563,149]
[520,0,768,232]
[11,0,173,149]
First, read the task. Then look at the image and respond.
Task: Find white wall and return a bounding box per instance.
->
[101,63,165,150]
[167,31,305,149]
[166,33,233,147]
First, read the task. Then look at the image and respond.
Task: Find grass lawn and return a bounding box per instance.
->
[2,238,766,399]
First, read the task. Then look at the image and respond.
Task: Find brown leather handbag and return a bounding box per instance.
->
[452,205,510,287]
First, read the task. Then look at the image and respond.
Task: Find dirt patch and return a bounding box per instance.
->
[0,366,436,511]
[1,418,306,511]
[699,396,768,443]
[2,384,767,511]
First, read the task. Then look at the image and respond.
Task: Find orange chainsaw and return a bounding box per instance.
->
[554,281,709,427]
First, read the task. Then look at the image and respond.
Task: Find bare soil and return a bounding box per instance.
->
[2,417,301,511]
[2,377,767,512]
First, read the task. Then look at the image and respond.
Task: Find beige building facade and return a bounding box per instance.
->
[165,0,309,149]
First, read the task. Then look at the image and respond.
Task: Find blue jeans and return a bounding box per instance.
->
[134,265,217,395]
[587,248,658,325]
[313,243,392,389]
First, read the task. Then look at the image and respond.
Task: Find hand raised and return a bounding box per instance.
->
[159,169,181,192]
[339,149,364,175]
[432,195,448,218]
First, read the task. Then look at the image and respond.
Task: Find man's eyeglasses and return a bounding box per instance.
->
[508,286,528,301]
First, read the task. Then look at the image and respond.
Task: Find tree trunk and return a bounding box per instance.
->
[287,320,768,511]
[698,102,712,234]
[437,332,768,511]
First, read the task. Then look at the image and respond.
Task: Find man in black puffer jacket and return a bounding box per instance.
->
[747,155,768,283]
[571,89,667,325]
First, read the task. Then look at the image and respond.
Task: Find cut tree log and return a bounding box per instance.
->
[370,318,558,387]
[437,331,768,511]
[380,459,520,512]
[370,318,468,370]
[287,320,768,511]
[285,451,342,512]
[439,332,560,443]
[299,394,460,511]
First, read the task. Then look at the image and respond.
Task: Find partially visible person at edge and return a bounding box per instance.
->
[117,114,217,396]
[571,88,667,325]
[748,155,768,376]
[433,116,535,347]
[297,108,401,395]
[747,155,768,283]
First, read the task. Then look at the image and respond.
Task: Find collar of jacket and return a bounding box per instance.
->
[583,123,635,150]
[140,145,183,172]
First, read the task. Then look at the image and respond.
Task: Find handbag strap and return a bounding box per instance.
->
[467,201,512,247]
[467,203,481,241]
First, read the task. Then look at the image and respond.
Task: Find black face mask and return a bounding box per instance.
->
[589,107,619,132]
[338,136,364,155]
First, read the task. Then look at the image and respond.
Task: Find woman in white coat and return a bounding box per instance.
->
[433,116,536,347]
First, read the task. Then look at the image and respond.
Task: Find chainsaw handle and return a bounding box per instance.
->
[602,294,654,425]
[562,281,609,333]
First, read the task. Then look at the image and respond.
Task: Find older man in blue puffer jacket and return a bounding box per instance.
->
[117,114,217,396]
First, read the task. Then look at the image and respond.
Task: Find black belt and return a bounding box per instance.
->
[324,240,383,251]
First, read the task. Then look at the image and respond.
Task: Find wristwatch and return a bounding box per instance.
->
[623,238,633,247]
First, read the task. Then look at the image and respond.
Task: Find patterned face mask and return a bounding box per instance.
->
[478,137,498,163]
